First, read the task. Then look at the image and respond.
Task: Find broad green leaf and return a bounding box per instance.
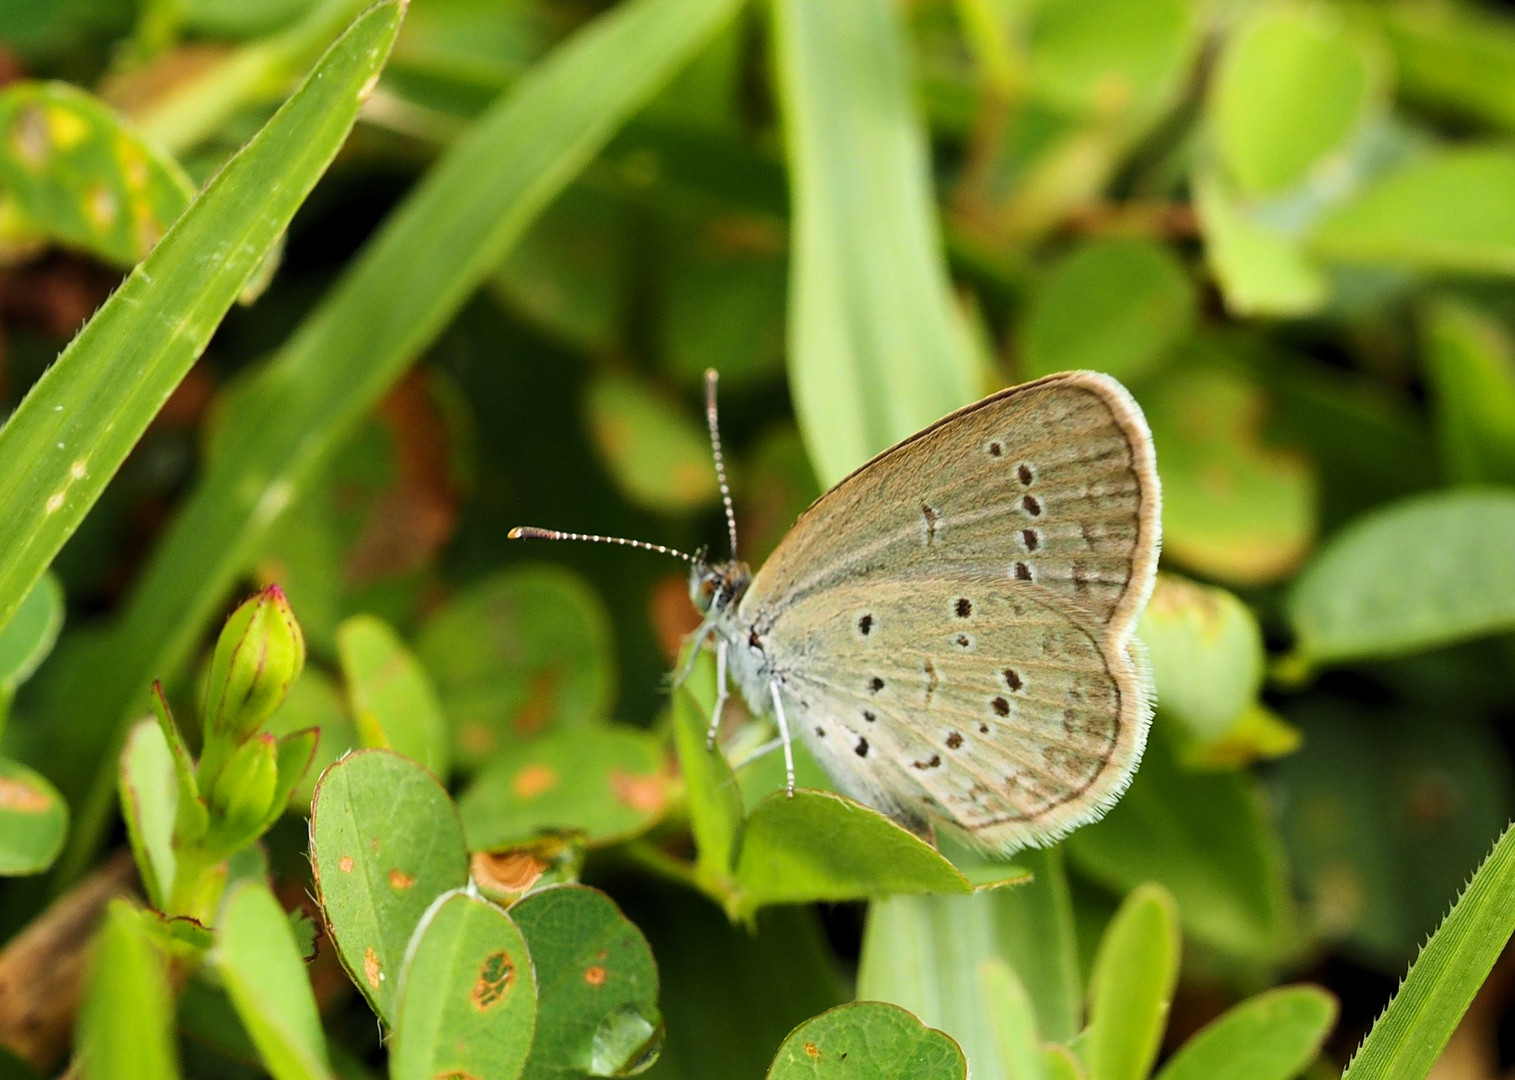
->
[118,718,177,907]
[310,750,469,1023]
[1142,355,1318,585]
[493,181,632,353]
[1027,0,1201,133]
[584,371,719,513]
[0,1,404,642]
[1020,238,1194,384]
[1083,883,1181,1080]
[1137,574,1295,766]
[858,886,1055,1080]
[1194,170,1329,318]
[766,1003,966,1079]
[457,724,671,852]
[1155,985,1337,1080]
[670,672,744,885]
[658,214,787,386]
[978,960,1048,1080]
[1275,699,1512,966]
[1208,7,1381,197]
[336,614,450,780]
[1311,148,1515,274]
[1288,489,1515,664]
[414,566,615,769]
[774,0,979,488]
[1067,726,1294,959]
[54,0,746,882]
[733,790,1009,917]
[391,892,537,1080]
[512,884,662,1080]
[1342,820,1515,1080]
[0,756,67,876]
[1374,2,1515,133]
[77,900,181,1080]
[216,881,334,1080]
[1422,299,1515,487]
[0,81,194,265]
[0,572,63,705]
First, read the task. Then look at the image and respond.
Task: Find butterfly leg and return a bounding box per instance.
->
[767,681,796,798]
[704,636,730,751]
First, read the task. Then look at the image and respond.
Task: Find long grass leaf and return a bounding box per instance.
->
[53,0,746,880]
[0,1,405,639]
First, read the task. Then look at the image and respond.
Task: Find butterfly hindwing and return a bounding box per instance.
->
[764,574,1150,851]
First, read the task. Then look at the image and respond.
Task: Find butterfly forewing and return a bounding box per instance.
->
[763,575,1148,850]
[743,372,1160,636]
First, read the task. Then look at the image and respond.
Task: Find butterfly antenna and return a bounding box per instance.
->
[508,527,699,566]
[704,368,739,558]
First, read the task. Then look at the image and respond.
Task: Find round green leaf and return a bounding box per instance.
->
[584,370,719,512]
[511,884,662,1080]
[337,613,450,780]
[1209,8,1381,196]
[0,571,63,696]
[0,756,67,876]
[0,81,194,266]
[310,750,469,1024]
[1194,169,1329,318]
[1020,238,1194,384]
[1311,148,1515,274]
[392,892,537,1080]
[732,790,985,917]
[766,1002,966,1080]
[1289,489,1515,664]
[457,724,670,852]
[1084,883,1182,1080]
[415,566,615,769]
[1143,356,1318,585]
[1155,985,1337,1080]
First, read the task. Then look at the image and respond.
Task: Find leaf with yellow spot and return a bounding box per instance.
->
[392,891,537,1080]
[457,724,670,852]
[310,749,468,1024]
[0,755,68,876]
[0,81,194,267]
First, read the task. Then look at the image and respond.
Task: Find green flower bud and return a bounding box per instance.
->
[205,733,278,856]
[199,584,305,790]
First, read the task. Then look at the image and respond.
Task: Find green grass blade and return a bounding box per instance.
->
[773,0,981,486]
[0,0,405,640]
[52,0,746,880]
[1342,820,1515,1080]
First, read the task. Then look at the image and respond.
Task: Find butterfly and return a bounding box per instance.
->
[511,370,1160,852]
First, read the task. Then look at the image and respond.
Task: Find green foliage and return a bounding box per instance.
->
[7,0,1515,1076]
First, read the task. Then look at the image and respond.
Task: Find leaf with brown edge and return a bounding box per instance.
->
[309,750,468,1024]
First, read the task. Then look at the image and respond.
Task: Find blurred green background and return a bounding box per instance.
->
[3,0,1515,1075]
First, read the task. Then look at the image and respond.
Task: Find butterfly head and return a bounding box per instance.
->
[689,557,751,617]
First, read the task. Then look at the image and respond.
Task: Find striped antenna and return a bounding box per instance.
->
[507,526,700,566]
[704,369,739,558]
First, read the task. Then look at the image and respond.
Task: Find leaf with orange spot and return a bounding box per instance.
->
[310,750,468,1024]
[513,885,662,1080]
[458,725,669,852]
[415,566,615,770]
[583,370,719,513]
[766,1002,965,1079]
[392,892,536,1080]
